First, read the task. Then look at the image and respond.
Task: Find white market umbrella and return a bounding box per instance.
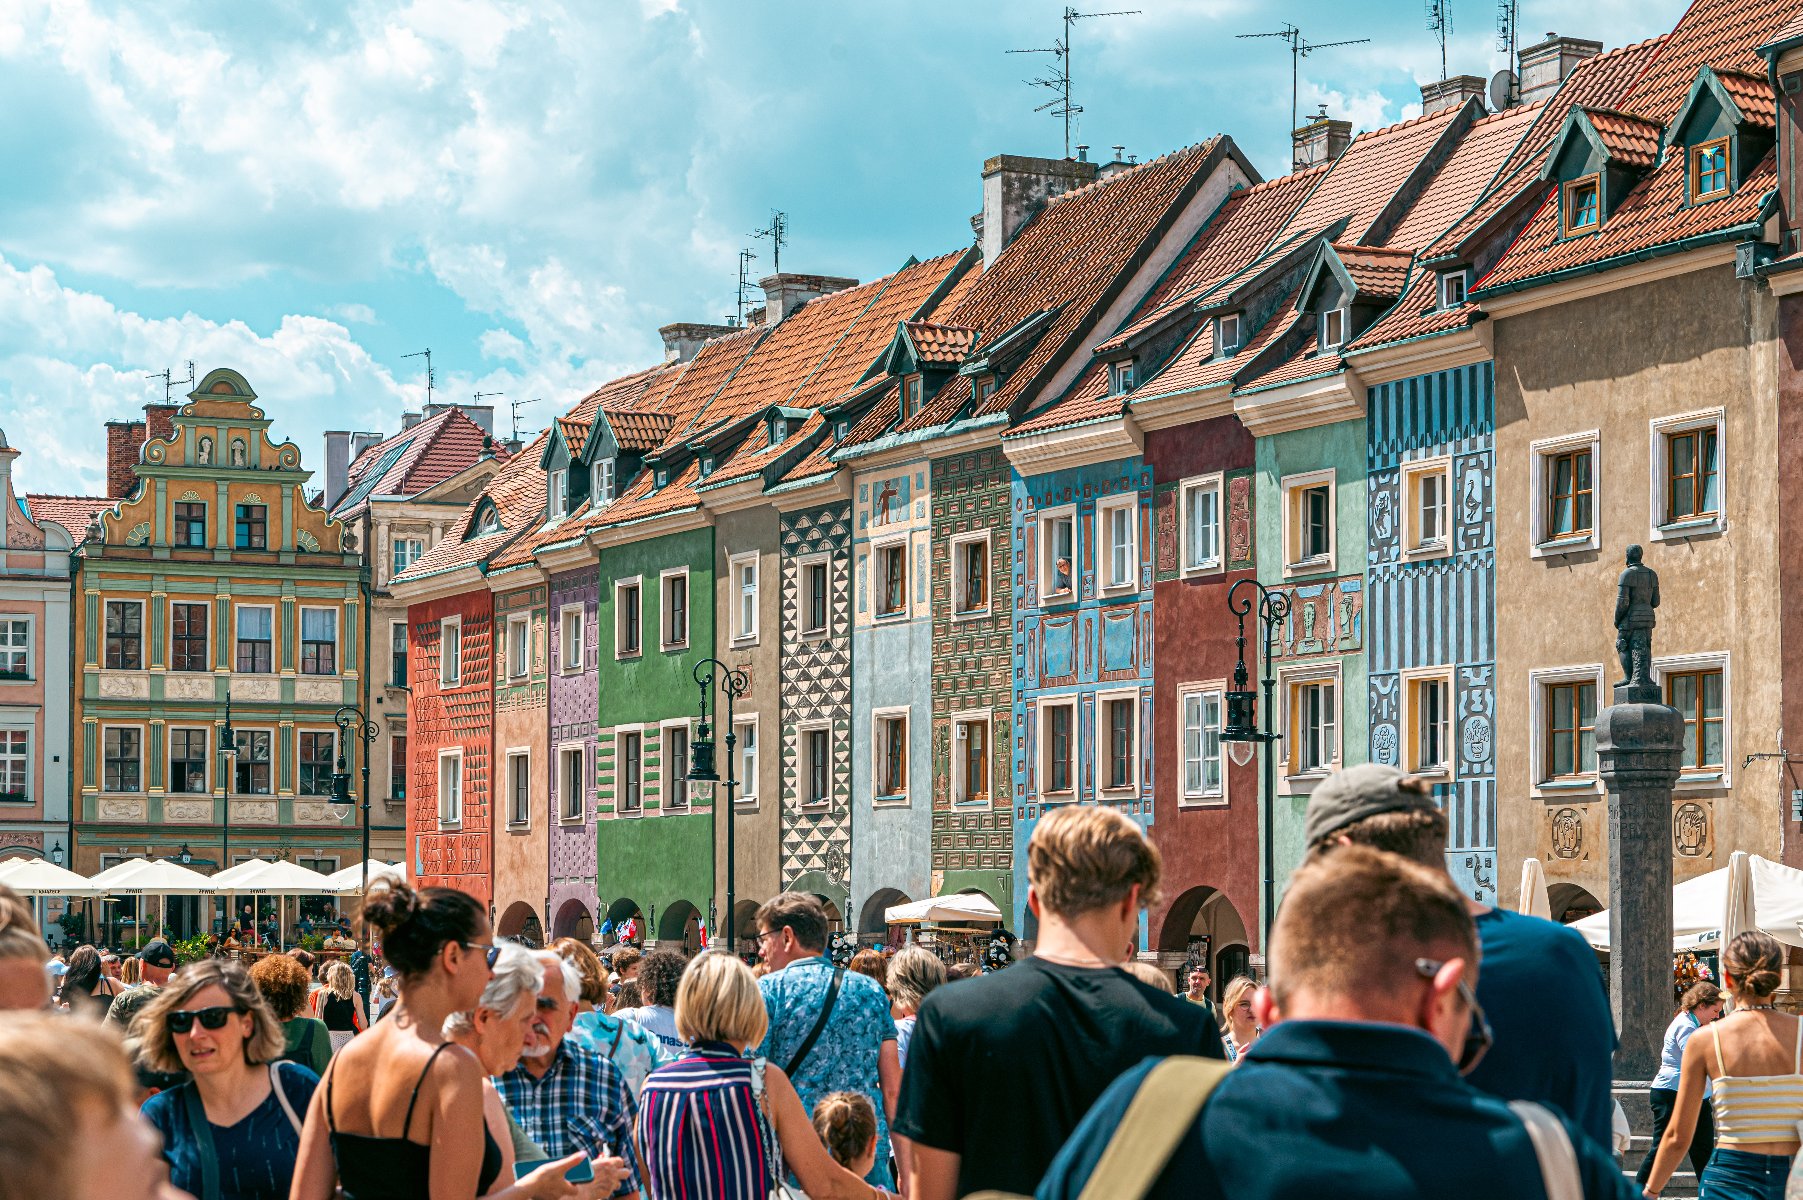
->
[88,858,217,895]
[0,858,101,897]
[884,893,1004,926]
[1518,858,1552,920]
[323,860,404,896]
[211,858,335,894]
[1572,853,1803,952]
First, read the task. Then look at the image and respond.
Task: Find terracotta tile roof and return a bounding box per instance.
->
[1495,36,1668,179]
[1620,0,1792,128]
[633,326,765,446]
[556,416,593,452]
[1287,107,1466,245]
[1133,286,1305,401]
[1345,269,1475,350]
[1383,102,1547,250]
[25,494,114,534]
[333,407,500,518]
[772,432,840,489]
[602,407,675,452]
[903,320,979,366]
[1583,108,1663,167]
[1006,364,1118,437]
[1764,7,1803,48]
[1715,69,1778,126]
[394,429,551,582]
[1421,148,1551,261]
[598,457,705,525]
[842,386,902,446]
[1238,338,1345,393]
[1334,244,1413,298]
[701,410,825,488]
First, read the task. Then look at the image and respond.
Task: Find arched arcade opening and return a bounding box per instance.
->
[1158,885,1251,996]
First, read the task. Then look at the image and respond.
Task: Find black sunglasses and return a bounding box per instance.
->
[168,1006,245,1034]
[1415,958,1493,1075]
[461,941,502,969]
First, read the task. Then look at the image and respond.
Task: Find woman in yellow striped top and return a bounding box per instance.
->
[1644,931,1803,1200]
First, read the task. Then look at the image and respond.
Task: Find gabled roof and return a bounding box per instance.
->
[1495,35,1670,179]
[1539,107,1662,173]
[901,320,980,367]
[1304,243,1414,305]
[332,407,500,518]
[1382,101,1548,249]
[1132,287,1306,402]
[1285,106,1468,245]
[602,408,676,452]
[25,494,114,535]
[392,428,552,584]
[1671,65,1779,137]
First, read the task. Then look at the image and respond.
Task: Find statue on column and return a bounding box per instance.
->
[1614,544,1659,693]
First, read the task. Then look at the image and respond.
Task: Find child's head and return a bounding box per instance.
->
[811,1091,878,1178]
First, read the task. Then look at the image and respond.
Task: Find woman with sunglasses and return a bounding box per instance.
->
[290,877,501,1200]
[133,958,320,1200]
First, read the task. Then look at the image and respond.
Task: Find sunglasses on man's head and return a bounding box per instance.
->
[168,1006,244,1034]
[1414,958,1493,1075]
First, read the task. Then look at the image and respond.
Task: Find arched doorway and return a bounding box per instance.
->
[1548,883,1603,925]
[1157,885,1251,996]
[553,899,594,943]
[659,900,702,952]
[859,888,910,941]
[497,901,538,942]
[604,897,644,944]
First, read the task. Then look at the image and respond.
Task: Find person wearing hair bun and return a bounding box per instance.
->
[290,877,503,1200]
[1644,931,1803,1200]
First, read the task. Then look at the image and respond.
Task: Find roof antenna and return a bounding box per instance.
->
[1009,6,1141,160]
[1495,0,1519,106]
[1426,0,1451,82]
[508,397,543,442]
[403,348,435,407]
[736,248,760,327]
[753,210,788,273]
[1236,23,1371,141]
[145,362,194,403]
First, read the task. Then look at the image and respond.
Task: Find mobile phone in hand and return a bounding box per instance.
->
[512,1157,596,1184]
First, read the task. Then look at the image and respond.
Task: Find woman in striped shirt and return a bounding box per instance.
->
[635,953,896,1200]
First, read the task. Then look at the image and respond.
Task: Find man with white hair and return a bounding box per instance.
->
[495,949,643,1200]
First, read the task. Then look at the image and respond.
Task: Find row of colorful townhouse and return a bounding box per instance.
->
[388,0,1803,977]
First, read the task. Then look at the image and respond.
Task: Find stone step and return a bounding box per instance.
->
[1616,1082,1699,1197]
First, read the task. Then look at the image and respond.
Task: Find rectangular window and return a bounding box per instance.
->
[1284,473,1335,569]
[1544,681,1598,780]
[1692,138,1730,200]
[548,469,568,517]
[391,621,408,687]
[618,732,642,813]
[1289,678,1339,776]
[955,717,989,806]
[1666,426,1720,523]
[103,727,141,792]
[561,605,585,671]
[1041,509,1075,600]
[0,617,26,678]
[803,727,830,806]
[662,571,688,648]
[390,735,407,800]
[171,603,209,672]
[1666,668,1725,772]
[235,503,268,550]
[235,606,273,674]
[439,751,463,825]
[875,712,908,799]
[593,459,615,504]
[1100,499,1136,591]
[901,375,923,419]
[952,535,988,616]
[1319,307,1346,350]
[1403,460,1451,555]
[973,376,995,405]
[234,730,272,795]
[300,608,337,675]
[736,718,758,805]
[1408,675,1452,774]
[1103,695,1136,790]
[1044,702,1075,794]
[439,617,462,685]
[1564,175,1600,233]
[105,600,143,670]
[1547,449,1594,539]
[166,728,208,794]
[174,501,207,548]
[665,724,690,809]
[298,731,335,796]
[1109,360,1135,395]
[875,542,906,618]
[1438,270,1468,309]
[616,582,640,657]
[0,730,26,800]
[560,746,585,821]
[509,751,531,825]
[730,554,759,641]
[1181,689,1225,802]
[391,538,425,578]
[507,615,530,679]
[1217,313,1241,356]
[1180,477,1222,574]
[803,559,829,635]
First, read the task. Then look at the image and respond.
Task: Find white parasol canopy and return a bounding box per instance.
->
[885,893,1003,926]
[0,857,103,896]
[87,857,218,895]
[1518,858,1552,920]
[322,860,405,896]
[1572,853,1803,952]
[209,858,336,894]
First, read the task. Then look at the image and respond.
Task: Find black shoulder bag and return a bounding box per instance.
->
[782,966,844,1080]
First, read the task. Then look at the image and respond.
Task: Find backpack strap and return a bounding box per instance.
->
[180,1083,222,1200]
[782,967,843,1081]
[1508,1101,1583,1200]
[1074,1056,1233,1200]
[267,1062,304,1137]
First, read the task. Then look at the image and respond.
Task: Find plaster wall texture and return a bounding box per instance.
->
[492,582,548,940]
[712,504,784,917]
[1492,265,1781,907]
[547,566,599,937]
[1778,294,1803,870]
[406,590,495,903]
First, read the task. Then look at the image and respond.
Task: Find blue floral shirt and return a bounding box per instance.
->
[757,955,897,1188]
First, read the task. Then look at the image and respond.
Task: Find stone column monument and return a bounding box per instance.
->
[1597,545,1684,1079]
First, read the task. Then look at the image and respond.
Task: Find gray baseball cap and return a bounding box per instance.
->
[1302,763,1437,849]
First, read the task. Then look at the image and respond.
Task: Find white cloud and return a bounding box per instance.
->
[327,303,379,325]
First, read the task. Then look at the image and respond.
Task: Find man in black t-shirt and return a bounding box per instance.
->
[893,805,1224,1199]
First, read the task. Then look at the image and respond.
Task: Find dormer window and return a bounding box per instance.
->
[1108,361,1135,396]
[548,469,568,518]
[770,418,787,446]
[901,375,923,420]
[835,420,848,442]
[1438,270,1469,309]
[474,501,500,535]
[1691,138,1730,201]
[972,375,996,404]
[700,455,715,477]
[1217,313,1242,357]
[1319,308,1347,351]
[657,467,669,487]
[1563,175,1600,235]
[592,458,615,504]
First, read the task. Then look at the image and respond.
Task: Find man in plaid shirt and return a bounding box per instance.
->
[497,951,643,1199]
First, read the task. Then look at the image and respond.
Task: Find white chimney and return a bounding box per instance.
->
[760,274,859,324]
[977,153,1099,268]
[1518,33,1602,105]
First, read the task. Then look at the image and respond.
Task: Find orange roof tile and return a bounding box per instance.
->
[333,407,501,518]
[904,320,979,366]
[1345,269,1476,351]
[1620,0,1792,127]
[25,494,114,534]
[1006,365,1119,437]
[1286,107,1465,244]
[1239,338,1344,392]
[1383,102,1547,249]
[1421,149,1551,261]
[1333,244,1413,298]
[395,429,552,582]
[603,408,675,452]
[1133,287,1305,401]
[1583,109,1663,167]
[1715,69,1777,125]
[1495,36,1668,179]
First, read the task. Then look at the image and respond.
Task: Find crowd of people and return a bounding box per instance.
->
[5,760,1803,1198]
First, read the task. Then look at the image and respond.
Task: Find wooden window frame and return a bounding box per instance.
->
[1319,307,1347,350]
[661,567,690,651]
[730,553,760,643]
[797,722,831,808]
[438,615,462,686]
[614,579,641,660]
[950,531,991,619]
[1281,470,1335,575]
[1038,505,1077,602]
[1438,269,1469,309]
[1401,457,1453,561]
[233,728,274,796]
[102,725,142,793]
[1179,474,1224,577]
[1655,653,1732,786]
[297,729,337,797]
[235,604,275,675]
[299,606,338,676]
[174,501,207,548]
[1039,698,1078,798]
[734,715,759,807]
[170,602,209,673]
[1097,494,1139,595]
[1402,667,1455,779]
[616,729,643,815]
[799,554,831,638]
[558,742,586,823]
[1529,431,1602,556]
[873,707,909,806]
[1280,665,1341,784]
[1691,137,1731,201]
[951,709,992,807]
[166,726,210,795]
[661,720,692,811]
[506,613,530,680]
[104,599,144,671]
[1563,174,1601,235]
[1216,313,1241,357]
[437,748,463,828]
[872,538,908,620]
[234,502,268,550]
[1097,688,1139,794]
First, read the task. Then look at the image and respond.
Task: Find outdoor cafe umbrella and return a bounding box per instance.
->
[1571,853,1803,952]
[1723,850,1758,1009]
[322,859,404,897]
[884,893,1004,925]
[1518,857,1552,920]
[0,857,101,896]
[211,858,337,950]
[85,858,218,947]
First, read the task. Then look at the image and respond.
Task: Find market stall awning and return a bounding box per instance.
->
[210,858,336,894]
[322,860,405,896]
[885,893,1003,926]
[1572,853,1803,952]
[87,857,219,895]
[0,857,103,896]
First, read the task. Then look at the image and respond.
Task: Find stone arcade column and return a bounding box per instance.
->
[1597,545,1683,1080]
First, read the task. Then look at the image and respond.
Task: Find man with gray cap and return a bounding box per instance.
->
[1304,763,1616,1150]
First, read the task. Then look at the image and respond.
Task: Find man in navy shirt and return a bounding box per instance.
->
[1302,764,1617,1148]
[1039,847,1636,1200]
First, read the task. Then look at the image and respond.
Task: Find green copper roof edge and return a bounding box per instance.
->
[1470,216,1767,300]
[830,411,1008,462]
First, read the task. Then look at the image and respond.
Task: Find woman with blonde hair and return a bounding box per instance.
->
[134,958,320,1200]
[1645,931,1803,1200]
[886,947,946,1070]
[1221,975,1260,1062]
[636,952,897,1200]
[121,955,144,986]
[318,959,366,1054]
[0,882,50,1011]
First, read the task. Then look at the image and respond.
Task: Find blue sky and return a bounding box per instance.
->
[0,0,1685,496]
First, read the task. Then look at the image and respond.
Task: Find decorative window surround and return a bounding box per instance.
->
[1653,652,1732,790]
[797,721,831,808]
[1039,697,1078,800]
[1177,682,1227,807]
[951,708,992,807]
[661,567,690,650]
[437,748,463,828]
[439,616,462,686]
[560,604,585,672]
[730,553,759,643]
[734,715,759,808]
[1649,409,1726,541]
[1278,662,1342,792]
[1097,493,1139,595]
[1400,666,1455,779]
[506,614,530,679]
[1400,456,1454,562]
[950,531,991,619]
[1528,430,1602,557]
[873,707,909,806]
[661,719,692,811]
[1038,505,1077,603]
[614,579,642,660]
[1281,469,1336,577]
[799,554,831,638]
[1178,474,1224,577]
[1528,663,1606,799]
[1097,688,1139,794]
[506,747,531,828]
[872,537,908,620]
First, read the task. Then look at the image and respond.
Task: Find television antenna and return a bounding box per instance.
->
[403,348,435,407]
[508,397,542,442]
[1494,0,1519,106]
[1008,7,1141,160]
[145,361,196,403]
[753,210,788,273]
[1426,0,1452,82]
[1236,23,1372,140]
[735,248,760,327]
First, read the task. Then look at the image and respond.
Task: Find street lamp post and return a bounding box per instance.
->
[1219,578,1290,955]
[687,658,749,952]
[216,695,239,936]
[331,706,378,917]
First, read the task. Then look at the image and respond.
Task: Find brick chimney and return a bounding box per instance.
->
[143,401,178,445]
[1518,33,1602,105]
[659,322,738,364]
[1421,75,1488,114]
[760,274,859,325]
[1293,109,1354,171]
[976,153,1099,269]
[105,419,147,499]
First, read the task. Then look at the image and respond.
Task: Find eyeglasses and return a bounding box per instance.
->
[1415,958,1493,1075]
[168,1006,244,1034]
[461,941,502,969]
[754,929,781,946]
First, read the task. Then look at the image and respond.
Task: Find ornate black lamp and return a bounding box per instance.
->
[49,841,64,866]
[176,843,193,866]
[1220,578,1290,953]
[689,658,749,949]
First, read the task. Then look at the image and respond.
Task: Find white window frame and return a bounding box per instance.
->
[872,706,910,806]
[1038,505,1077,602]
[871,536,909,620]
[557,604,584,672]
[1400,456,1454,561]
[298,606,339,676]
[660,567,690,650]
[1278,663,1342,789]
[506,614,530,680]
[613,578,642,660]
[1038,697,1079,800]
[1108,360,1135,396]
[734,714,759,808]
[1177,682,1227,807]
[951,708,993,808]
[1649,408,1726,541]
[0,615,33,681]
[390,620,408,688]
[1096,688,1139,794]
[166,725,211,796]
[1216,313,1242,358]
[1652,652,1733,789]
[0,726,29,802]
[615,727,644,816]
[1319,306,1347,350]
[438,616,462,687]
[1528,430,1602,557]
[558,741,586,823]
[548,468,568,518]
[796,720,832,808]
[1097,493,1139,595]
[1438,269,1469,309]
[798,553,832,638]
[391,537,425,579]
[730,553,759,643]
[660,719,692,811]
[1528,663,1607,798]
[437,748,463,828]
[1178,473,1224,577]
[1401,666,1455,779]
[506,747,531,828]
[592,458,615,505]
[1281,469,1336,575]
[950,531,992,619]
